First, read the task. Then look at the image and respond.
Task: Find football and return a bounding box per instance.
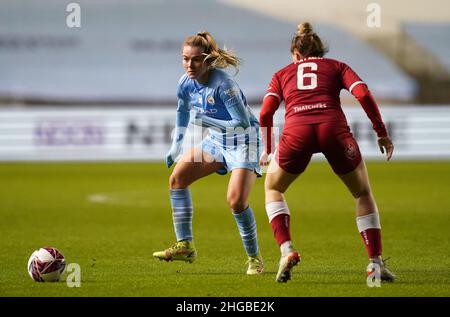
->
[27,247,66,282]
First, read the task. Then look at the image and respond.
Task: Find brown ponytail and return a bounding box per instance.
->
[290,22,328,57]
[183,31,240,71]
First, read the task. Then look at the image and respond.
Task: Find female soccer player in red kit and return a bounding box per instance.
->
[259,22,395,283]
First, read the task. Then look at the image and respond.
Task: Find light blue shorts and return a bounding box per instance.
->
[200,126,262,177]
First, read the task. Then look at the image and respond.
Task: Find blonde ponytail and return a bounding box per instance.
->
[183,31,240,71]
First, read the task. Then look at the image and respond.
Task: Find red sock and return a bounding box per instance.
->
[360,228,382,258]
[270,214,291,246]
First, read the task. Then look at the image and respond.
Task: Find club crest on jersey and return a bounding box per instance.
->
[207,95,215,105]
[345,141,357,160]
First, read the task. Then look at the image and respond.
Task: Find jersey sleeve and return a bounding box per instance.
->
[340,63,388,138]
[175,81,191,126]
[264,72,283,102]
[218,78,245,109]
[170,81,191,150]
[340,62,366,94]
[195,78,250,130]
[259,95,280,154]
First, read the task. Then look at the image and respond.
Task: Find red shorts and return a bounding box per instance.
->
[276,121,362,175]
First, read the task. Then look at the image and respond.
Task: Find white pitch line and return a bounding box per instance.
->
[86,190,155,208]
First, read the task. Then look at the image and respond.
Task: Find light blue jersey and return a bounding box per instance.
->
[177,68,258,126]
[174,68,262,176]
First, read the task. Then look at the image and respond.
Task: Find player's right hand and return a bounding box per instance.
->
[166,153,175,168]
[165,146,181,168]
[378,136,394,161]
[259,151,272,166]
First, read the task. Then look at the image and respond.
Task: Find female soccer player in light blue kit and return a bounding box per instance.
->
[153,31,264,275]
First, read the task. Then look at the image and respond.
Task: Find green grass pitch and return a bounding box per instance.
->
[0,161,449,296]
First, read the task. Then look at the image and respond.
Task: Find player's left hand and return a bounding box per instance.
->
[378,136,394,161]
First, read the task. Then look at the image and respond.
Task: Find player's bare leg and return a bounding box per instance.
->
[227,168,264,274]
[227,168,257,212]
[338,160,395,282]
[153,148,224,263]
[265,159,301,282]
[338,160,377,217]
[169,148,224,190]
[264,157,299,203]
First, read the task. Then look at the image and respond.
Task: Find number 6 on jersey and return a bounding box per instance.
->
[297,62,318,90]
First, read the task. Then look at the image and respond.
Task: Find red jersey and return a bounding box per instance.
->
[260,56,387,154]
[265,57,365,125]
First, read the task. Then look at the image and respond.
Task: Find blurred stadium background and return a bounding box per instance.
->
[1,0,450,297]
[1,0,450,161]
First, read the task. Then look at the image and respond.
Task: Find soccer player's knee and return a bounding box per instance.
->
[265,180,285,195]
[264,177,279,192]
[352,186,371,198]
[227,193,247,212]
[169,173,189,189]
[264,178,273,191]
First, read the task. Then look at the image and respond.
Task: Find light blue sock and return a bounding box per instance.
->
[170,188,193,242]
[233,206,259,257]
